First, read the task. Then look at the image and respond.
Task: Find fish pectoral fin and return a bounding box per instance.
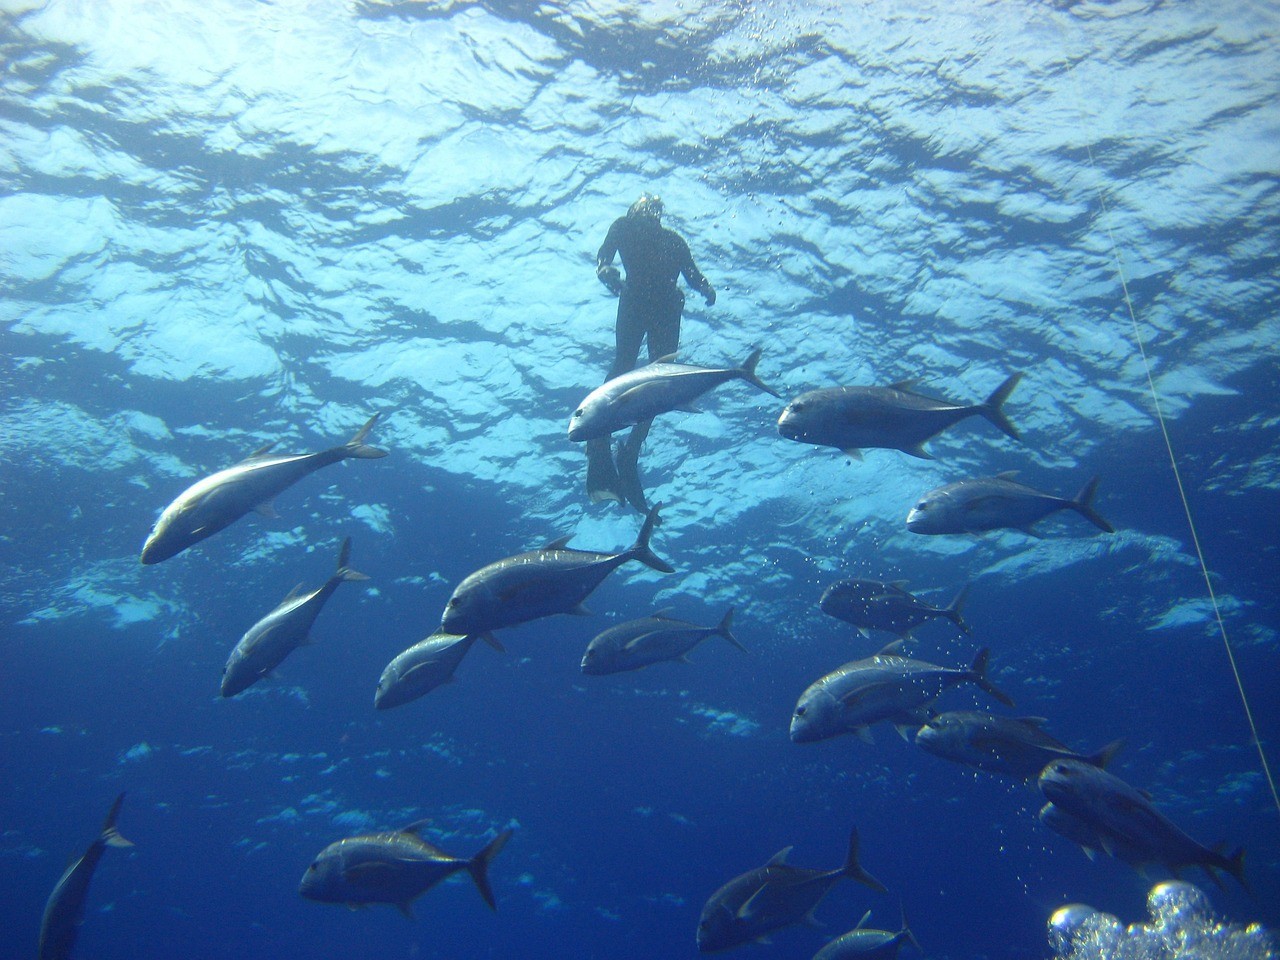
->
[736,886,770,920]
[399,662,440,682]
[396,901,415,920]
[855,726,876,745]
[343,862,398,883]
[255,500,280,519]
[903,443,934,460]
[893,723,916,742]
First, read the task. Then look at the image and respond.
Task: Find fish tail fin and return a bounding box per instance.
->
[1087,738,1125,770]
[899,900,923,955]
[1069,475,1115,533]
[467,829,514,911]
[738,347,782,399]
[335,536,370,582]
[842,824,887,893]
[627,503,675,573]
[1219,846,1249,893]
[715,607,748,653]
[979,372,1022,442]
[945,585,972,635]
[101,793,134,849]
[969,648,1015,707]
[343,412,389,460]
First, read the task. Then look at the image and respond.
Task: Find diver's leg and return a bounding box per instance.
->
[587,296,643,504]
[615,292,684,512]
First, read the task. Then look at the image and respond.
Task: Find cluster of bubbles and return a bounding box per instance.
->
[1048,881,1276,960]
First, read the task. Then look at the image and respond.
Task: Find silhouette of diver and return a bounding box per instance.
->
[588,193,716,509]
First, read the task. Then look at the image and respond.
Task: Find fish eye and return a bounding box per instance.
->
[307,863,317,872]
[795,706,807,717]
[573,408,583,418]
[448,597,459,607]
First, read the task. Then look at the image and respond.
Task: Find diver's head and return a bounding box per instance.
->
[628,193,664,224]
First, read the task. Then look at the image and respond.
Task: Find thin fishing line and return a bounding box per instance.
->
[1084,143,1280,820]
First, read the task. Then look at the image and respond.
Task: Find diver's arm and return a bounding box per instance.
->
[595,219,624,295]
[679,238,716,306]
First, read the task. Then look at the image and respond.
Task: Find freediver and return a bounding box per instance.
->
[588,193,717,510]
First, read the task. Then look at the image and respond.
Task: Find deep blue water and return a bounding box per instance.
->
[3,2,1279,959]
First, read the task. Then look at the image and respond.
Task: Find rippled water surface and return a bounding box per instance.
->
[2,2,1278,958]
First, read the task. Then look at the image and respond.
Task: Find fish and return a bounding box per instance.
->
[810,907,922,959]
[221,537,368,698]
[1037,759,1247,888]
[567,348,780,441]
[915,710,1124,781]
[1038,802,1150,867]
[696,825,886,953]
[777,373,1021,459]
[580,607,745,675]
[441,504,674,635]
[905,472,1114,537]
[38,793,134,960]
[375,630,506,710]
[819,579,970,639]
[300,820,513,917]
[790,642,1014,745]
[140,413,387,564]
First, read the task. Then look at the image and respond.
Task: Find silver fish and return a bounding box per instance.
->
[905,472,1114,537]
[441,504,673,635]
[697,826,886,953]
[819,579,969,639]
[778,373,1020,459]
[300,820,513,917]
[375,630,505,710]
[811,908,922,959]
[221,537,368,697]
[1038,759,1246,888]
[790,642,1014,745]
[567,348,780,441]
[915,711,1123,781]
[39,794,133,960]
[581,607,745,675]
[141,413,387,564]
[1039,802,1149,867]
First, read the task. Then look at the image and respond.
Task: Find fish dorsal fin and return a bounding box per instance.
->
[888,580,910,591]
[995,470,1020,480]
[855,909,873,930]
[888,379,920,392]
[281,582,307,603]
[240,442,276,462]
[399,818,431,837]
[765,845,793,867]
[875,639,907,657]
[1016,716,1049,727]
[648,607,679,621]
[543,535,573,550]
[650,352,678,364]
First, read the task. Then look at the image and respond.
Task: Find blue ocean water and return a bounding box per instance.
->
[2,1,1278,958]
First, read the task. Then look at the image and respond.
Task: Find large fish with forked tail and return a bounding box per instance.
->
[39,794,133,960]
[441,504,673,636]
[141,413,387,563]
[568,348,780,441]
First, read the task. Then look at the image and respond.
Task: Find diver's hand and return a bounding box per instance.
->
[597,264,623,296]
[703,286,716,307]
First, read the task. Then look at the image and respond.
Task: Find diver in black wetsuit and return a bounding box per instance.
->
[587,193,716,509]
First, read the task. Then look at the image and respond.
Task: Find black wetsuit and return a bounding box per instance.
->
[587,214,714,509]
[596,215,714,377]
